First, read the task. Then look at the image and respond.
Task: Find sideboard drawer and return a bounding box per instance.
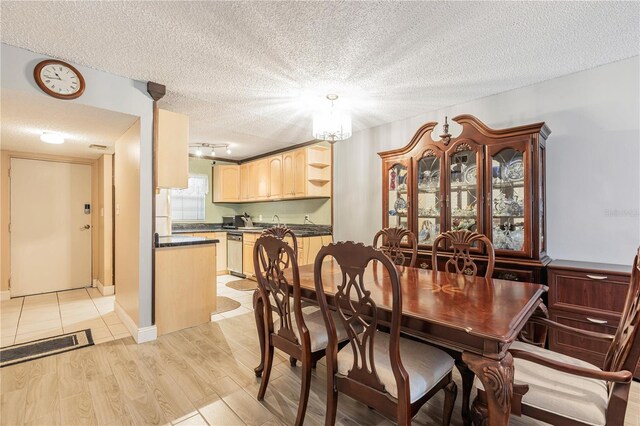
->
[548,268,628,315]
[493,267,535,283]
[549,310,618,369]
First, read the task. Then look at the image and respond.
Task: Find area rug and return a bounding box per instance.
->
[0,329,93,368]
[226,279,257,291]
[213,296,241,314]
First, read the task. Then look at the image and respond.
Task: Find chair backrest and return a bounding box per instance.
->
[254,235,306,347]
[314,242,410,400]
[373,227,418,267]
[262,225,299,254]
[604,247,640,375]
[431,230,495,278]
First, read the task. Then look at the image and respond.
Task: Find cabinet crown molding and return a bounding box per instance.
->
[378,114,551,159]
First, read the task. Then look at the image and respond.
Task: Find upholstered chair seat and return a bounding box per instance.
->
[338,331,455,402]
[274,308,353,353]
[475,341,609,425]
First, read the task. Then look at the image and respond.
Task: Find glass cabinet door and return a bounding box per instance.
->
[490,145,528,253]
[447,144,481,234]
[386,161,410,229]
[416,151,442,245]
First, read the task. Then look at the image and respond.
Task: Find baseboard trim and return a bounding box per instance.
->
[114,301,157,343]
[95,279,115,296]
[0,290,10,301]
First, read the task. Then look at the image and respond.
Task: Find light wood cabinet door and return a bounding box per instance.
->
[255,158,269,200]
[243,241,255,278]
[157,109,189,189]
[246,162,257,200]
[213,165,240,202]
[293,149,307,197]
[240,163,249,200]
[268,155,283,199]
[282,152,295,198]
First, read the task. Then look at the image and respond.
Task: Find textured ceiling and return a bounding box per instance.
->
[1,1,638,159]
[1,89,139,159]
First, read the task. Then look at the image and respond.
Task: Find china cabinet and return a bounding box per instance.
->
[379,115,551,282]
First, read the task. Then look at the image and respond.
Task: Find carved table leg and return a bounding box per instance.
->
[455,359,475,426]
[462,352,514,426]
[253,289,266,377]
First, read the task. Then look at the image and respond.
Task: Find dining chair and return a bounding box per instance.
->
[373,227,418,267]
[431,229,495,277]
[314,241,457,426]
[262,225,298,254]
[473,247,640,426]
[253,235,352,426]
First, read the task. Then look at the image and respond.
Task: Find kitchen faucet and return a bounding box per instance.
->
[272,214,280,226]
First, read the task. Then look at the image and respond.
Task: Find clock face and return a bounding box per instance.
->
[34,60,85,99]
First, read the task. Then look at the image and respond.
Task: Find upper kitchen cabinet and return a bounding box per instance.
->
[215,143,332,203]
[287,145,331,198]
[268,155,283,199]
[213,165,240,202]
[378,115,551,282]
[157,109,189,189]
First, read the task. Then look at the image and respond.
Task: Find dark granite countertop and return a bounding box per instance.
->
[172,222,332,237]
[156,235,219,248]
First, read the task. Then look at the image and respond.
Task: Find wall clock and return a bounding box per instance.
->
[34,59,85,100]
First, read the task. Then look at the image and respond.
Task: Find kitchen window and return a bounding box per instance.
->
[170,174,208,221]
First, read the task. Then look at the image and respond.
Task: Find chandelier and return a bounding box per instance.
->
[190,143,232,157]
[312,94,352,142]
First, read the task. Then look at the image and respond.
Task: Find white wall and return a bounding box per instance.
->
[334,56,640,265]
[1,43,155,326]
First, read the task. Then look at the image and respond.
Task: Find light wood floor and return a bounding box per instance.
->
[1,294,639,425]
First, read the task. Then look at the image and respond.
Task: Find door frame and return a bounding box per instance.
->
[2,151,97,298]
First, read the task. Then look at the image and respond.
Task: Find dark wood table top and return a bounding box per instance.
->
[291,260,548,344]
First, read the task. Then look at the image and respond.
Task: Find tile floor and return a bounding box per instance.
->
[0,287,131,348]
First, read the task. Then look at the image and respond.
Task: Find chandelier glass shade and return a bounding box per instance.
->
[312,94,352,141]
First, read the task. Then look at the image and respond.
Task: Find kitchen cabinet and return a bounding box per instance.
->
[243,233,331,280]
[282,152,295,198]
[215,144,331,203]
[213,165,240,202]
[268,155,283,199]
[378,114,550,280]
[180,232,227,274]
[547,260,639,378]
[240,163,249,200]
[155,243,216,336]
[255,158,269,200]
[157,109,189,189]
[242,232,258,278]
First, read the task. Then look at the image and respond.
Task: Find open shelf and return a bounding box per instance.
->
[308,162,330,168]
[308,178,330,184]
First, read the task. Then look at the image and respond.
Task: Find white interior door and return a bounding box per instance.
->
[10,158,92,297]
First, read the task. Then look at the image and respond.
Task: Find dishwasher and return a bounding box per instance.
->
[227,232,243,277]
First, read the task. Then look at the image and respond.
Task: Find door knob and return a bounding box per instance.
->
[81,224,91,230]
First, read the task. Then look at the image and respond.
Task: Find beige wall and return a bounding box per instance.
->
[114,122,141,325]
[178,157,332,226]
[97,154,113,286]
[0,150,104,293]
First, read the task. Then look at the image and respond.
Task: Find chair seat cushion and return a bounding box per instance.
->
[474,341,609,426]
[337,331,454,402]
[273,308,350,352]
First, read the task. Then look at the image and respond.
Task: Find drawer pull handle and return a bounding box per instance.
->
[586,274,608,280]
[586,317,608,325]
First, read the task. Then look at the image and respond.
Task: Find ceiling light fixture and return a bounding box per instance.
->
[190,143,231,157]
[40,131,65,144]
[312,94,352,142]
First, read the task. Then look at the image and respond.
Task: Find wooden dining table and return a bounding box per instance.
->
[252,260,548,426]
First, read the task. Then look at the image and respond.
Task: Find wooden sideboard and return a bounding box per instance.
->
[548,259,639,379]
